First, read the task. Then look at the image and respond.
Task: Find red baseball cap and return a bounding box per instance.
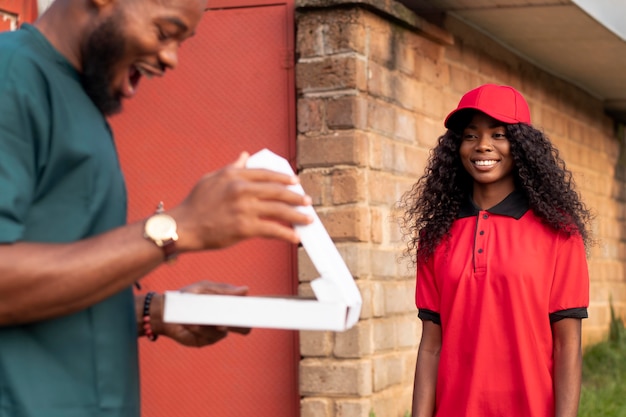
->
[444,84,531,131]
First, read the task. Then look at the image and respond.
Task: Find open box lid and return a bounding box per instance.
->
[163,149,362,331]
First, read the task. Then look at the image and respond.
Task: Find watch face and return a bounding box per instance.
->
[146,214,177,240]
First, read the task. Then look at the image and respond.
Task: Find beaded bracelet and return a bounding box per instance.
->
[142,291,158,341]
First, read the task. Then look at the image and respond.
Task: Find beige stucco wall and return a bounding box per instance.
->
[294,1,626,416]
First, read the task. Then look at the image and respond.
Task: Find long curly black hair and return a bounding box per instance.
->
[399,122,594,264]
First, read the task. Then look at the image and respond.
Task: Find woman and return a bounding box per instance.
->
[401,84,593,417]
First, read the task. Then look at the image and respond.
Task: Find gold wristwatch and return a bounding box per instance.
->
[143,202,178,263]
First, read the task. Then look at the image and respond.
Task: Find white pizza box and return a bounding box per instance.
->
[163,149,362,332]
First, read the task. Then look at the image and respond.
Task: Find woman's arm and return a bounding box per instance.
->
[412,320,442,417]
[552,318,583,417]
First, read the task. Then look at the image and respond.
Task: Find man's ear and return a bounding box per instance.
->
[89,0,116,11]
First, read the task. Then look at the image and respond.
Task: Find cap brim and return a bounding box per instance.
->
[444,107,521,131]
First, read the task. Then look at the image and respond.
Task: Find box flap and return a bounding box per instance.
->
[164,292,351,331]
[246,149,362,328]
[163,149,362,331]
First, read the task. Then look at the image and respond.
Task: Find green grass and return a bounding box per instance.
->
[579,304,626,417]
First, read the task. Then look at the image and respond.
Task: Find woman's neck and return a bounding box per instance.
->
[471,181,515,210]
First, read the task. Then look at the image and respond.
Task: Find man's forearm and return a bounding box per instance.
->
[0,221,163,325]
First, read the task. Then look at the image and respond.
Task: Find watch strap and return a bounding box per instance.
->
[162,238,177,263]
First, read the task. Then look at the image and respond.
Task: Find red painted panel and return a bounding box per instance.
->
[0,0,37,29]
[110,2,298,417]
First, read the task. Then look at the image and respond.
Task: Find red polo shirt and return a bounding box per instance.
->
[416,190,589,417]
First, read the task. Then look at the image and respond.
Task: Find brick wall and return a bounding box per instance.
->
[294,1,626,416]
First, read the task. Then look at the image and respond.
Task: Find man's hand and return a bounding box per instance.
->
[0,152,312,327]
[169,152,313,253]
[140,281,252,347]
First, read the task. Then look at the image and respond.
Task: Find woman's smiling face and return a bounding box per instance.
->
[459,111,515,194]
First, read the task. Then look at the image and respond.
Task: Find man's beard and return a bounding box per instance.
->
[80,15,126,116]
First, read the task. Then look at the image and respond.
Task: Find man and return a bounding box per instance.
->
[0,0,312,416]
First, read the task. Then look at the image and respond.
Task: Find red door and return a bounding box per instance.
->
[0,0,37,31]
[110,1,298,416]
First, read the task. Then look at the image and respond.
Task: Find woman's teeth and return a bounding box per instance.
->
[474,160,497,166]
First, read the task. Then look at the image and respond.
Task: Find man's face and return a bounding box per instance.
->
[80,0,206,116]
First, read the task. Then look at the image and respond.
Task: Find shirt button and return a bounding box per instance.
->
[483,214,489,219]
[479,231,485,235]
[478,249,483,253]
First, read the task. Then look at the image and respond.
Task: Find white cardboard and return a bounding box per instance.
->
[163,149,362,331]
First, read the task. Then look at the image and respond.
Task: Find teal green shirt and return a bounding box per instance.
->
[0,25,139,417]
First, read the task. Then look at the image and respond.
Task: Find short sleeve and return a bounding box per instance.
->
[549,232,589,318]
[0,63,43,242]
[416,252,441,323]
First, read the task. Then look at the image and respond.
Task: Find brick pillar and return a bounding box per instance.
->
[294,2,452,416]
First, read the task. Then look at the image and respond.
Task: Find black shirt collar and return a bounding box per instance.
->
[458,189,529,220]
